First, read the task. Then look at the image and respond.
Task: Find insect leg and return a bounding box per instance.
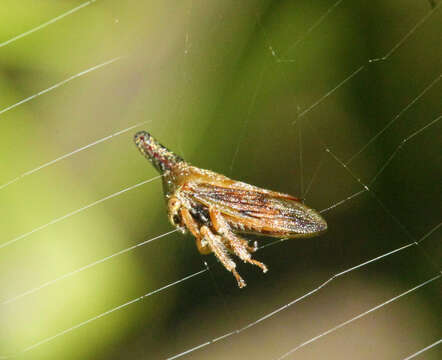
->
[209,208,268,273]
[180,207,211,255]
[167,196,184,230]
[200,226,246,288]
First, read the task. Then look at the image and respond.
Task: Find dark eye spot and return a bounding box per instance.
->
[170,199,178,207]
[173,215,181,225]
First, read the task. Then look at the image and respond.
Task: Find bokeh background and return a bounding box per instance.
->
[0,1,440,359]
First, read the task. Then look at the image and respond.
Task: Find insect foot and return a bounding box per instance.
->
[251,260,268,273]
[233,270,247,289]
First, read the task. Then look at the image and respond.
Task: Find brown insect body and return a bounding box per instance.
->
[134,131,327,288]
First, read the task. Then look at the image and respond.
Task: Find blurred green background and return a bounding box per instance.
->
[0,1,440,359]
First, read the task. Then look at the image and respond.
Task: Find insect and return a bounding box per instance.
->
[134,131,327,288]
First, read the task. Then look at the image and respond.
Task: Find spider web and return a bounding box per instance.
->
[0,1,441,359]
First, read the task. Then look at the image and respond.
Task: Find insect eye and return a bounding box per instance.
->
[173,214,181,225]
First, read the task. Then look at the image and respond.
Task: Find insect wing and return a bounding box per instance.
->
[187,183,327,237]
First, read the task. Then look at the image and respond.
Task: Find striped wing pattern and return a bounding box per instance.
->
[187,183,327,237]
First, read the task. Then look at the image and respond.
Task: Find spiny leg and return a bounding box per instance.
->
[209,207,268,273]
[222,230,258,253]
[200,226,246,288]
[180,207,211,255]
[235,236,257,253]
